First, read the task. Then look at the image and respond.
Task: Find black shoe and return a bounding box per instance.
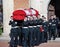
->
[45,40,47,43]
[49,38,51,40]
[8,42,10,44]
[53,38,55,40]
[9,45,13,47]
[14,46,17,47]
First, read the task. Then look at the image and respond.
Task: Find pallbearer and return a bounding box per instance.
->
[17,20,23,46]
[32,15,38,46]
[37,15,44,44]
[9,10,26,47]
[22,16,29,47]
[28,16,34,47]
[9,17,19,47]
[42,17,48,42]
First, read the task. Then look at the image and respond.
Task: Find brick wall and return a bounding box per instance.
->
[14,0,29,10]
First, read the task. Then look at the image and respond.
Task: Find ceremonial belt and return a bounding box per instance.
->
[22,27,28,28]
[52,24,56,26]
[28,26,33,28]
[37,25,42,27]
[33,26,37,27]
[37,25,40,27]
[12,26,19,28]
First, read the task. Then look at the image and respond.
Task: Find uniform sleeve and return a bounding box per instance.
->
[22,21,29,27]
[48,19,52,30]
[56,18,59,27]
[47,22,49,31]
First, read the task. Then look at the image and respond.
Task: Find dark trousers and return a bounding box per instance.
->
[10,28,18,47]
[10,36,18,47]
[35,27,41,45]
[40,32,44,43]
[22,28,29,47]
[49,29,56,40]
[29,27,34,46]
[44,32,48,42]
[18,28,22,46]
[33,27,39,45]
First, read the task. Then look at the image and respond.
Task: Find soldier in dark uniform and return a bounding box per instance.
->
[48,16,53,40]
[17,20,23,46]
[53,16,59,37]
[37,15,44,44]
[22,16,29,47]
[49,15,57,40]
[9,20,19,47]
[9,16,23,47]
[32,15,38,46]
[28,16,34,47]
[42,17,48,42]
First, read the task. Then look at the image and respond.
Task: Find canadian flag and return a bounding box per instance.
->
[12,10,26,20]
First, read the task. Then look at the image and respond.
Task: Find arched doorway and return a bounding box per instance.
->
[48,0,60,37]
[48,0,60,20]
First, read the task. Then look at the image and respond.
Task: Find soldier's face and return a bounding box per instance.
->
[10,16,13,20]
[24,17,28,21]
[42,17,45,20]
[53,16,56,19]
[44,18,46,21]
[37,15,40,19]
[29,17,33,20]
[33,16,37,20]
[51,16,53,19]
[43,17,46,21]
